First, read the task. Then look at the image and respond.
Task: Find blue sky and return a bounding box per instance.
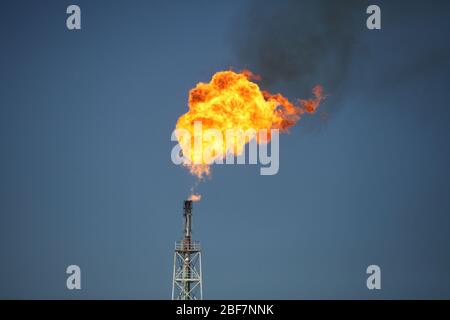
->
[1,0,450,298]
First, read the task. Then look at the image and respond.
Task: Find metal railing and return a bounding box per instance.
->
[175,240,201,251]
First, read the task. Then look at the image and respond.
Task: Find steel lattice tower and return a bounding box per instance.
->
[172,200,203,300]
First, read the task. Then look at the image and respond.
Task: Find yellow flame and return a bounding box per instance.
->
[188,194,202,202]
[175,69,324,178]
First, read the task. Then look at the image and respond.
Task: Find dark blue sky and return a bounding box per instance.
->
[1,0,450,299]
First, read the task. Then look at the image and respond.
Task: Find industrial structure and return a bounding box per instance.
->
[171,200,203,300]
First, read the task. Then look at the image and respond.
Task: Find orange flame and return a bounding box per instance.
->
[188,194,202,202]
[175,69,324,178]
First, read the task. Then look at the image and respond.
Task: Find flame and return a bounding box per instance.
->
[188,194,202,202]
[175,69,324,178]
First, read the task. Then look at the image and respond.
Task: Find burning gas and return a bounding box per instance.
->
[188,194,202,202]
[175,69,325,179]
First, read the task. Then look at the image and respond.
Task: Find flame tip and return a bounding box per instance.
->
[188,193,202,202]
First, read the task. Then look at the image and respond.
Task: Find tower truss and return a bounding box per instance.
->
[172,200,203,300]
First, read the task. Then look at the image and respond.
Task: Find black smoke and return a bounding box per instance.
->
[232,0,365,115]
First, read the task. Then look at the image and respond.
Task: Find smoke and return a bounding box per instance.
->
[365,1,450,90]
[232,0,363,114]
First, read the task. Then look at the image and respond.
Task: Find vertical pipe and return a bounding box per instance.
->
[199,252,203,300]
[184,200,192,239]
[183,200,193,299]
[171,250,176,300]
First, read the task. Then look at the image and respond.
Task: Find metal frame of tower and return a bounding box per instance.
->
[172,200,203,300]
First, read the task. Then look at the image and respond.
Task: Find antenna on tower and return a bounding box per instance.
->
[172,200,203,300]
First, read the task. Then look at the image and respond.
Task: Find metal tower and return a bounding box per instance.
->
[172,200,203,300]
